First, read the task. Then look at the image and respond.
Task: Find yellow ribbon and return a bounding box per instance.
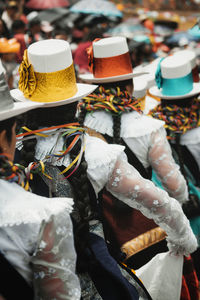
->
[59,142,86,175]
[22,126,49,138]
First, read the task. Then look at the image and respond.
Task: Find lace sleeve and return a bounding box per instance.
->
[148,127,188,204]
[106,158,197,256]
[32,211,80,300]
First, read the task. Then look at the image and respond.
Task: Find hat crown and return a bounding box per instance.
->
[174,50,196,69]
[161,55,192,79]
[0,73,14,112]
[28,39,73,73]
[93,37,129,58]
[133,77,147,98]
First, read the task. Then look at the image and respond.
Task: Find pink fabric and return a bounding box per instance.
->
[73,41,92,73]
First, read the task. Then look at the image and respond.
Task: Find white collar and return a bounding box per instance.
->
[84,111,164,138]
[0,179,73,227]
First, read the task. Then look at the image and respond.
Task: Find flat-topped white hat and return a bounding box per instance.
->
[11,39,97,108]
[173,49,199,83]
[0,72,42,121]
[149,55,200,100]
[79,37,147,83]
[133,77,147,99]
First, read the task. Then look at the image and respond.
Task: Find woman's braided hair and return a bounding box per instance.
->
[20,103,95,272]
[79,79,135,144]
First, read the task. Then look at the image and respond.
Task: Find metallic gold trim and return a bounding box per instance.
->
[121,227,166,259]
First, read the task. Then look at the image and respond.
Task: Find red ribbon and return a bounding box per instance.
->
[86,38,101,73]
[192,66,199,83]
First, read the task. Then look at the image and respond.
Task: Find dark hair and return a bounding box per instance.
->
[29,18,41,29]
[21,103,95,272]
[0,18,10,39]
[161,96,195,108]
[12,20,26,32]
[0,117,16,152]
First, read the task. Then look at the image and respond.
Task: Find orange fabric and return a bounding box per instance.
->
[93,52,132,78]
[0,38,20,54]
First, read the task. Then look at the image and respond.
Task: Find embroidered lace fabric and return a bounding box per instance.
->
[0,180,81,299]
[33,133,196,256]
[105,157,197,256]
[84,110,188,204]
[0,179,74,227]
[147,127,188,204]
[32,212,81,300]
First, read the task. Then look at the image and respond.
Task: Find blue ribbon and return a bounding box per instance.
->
[155,58,165,89]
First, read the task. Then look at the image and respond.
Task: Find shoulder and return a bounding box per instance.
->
[85,135,125,194]
[85,134,125,169]
[121,112,165,138]
[0,179,73,227]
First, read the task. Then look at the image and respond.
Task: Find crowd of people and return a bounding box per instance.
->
[1,0,200,299]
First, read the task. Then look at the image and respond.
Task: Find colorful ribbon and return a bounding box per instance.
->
[149,98,200,140]
[17,123,86,179]
[0,154,49,191]
[79,86,142,115]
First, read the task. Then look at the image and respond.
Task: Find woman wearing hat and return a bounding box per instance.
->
[149,53,200,282]
[12,39,198,300]
[0,72,81,299]
[78,37,200,299]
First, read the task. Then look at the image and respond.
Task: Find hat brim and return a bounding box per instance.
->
[149,83,200,100]
[79,72,148,83]
[10,83,98,108]
[0,101,43,121]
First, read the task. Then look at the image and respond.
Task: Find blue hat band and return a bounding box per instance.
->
[162,72,193,96]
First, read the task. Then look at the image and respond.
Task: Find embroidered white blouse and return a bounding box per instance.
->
[0,179,81,300]
[34,131,197,257]
[84,110,188,204]
[143,99,200,170]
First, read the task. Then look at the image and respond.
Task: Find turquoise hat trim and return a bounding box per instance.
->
[162,73,193,96]
[188,25,200,38]
[155,58,193,96]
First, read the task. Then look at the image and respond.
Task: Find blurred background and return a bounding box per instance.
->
[1,0,200,89]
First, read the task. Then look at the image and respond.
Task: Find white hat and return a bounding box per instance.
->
[174,50,199,82]
[0,73,42,121]
[149,55,200,100]
[133,77,147,99]
[11,39,97,108]
[79,37,147,84]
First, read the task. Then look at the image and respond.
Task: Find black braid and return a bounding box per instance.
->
[20,102,96,273]
[102,81,133,145]
[112,114,122,145]
[78,107,87,127]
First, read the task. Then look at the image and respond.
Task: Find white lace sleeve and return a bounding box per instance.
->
[32,211,80,300]
[148,127,188,204]
[106,158,197,256]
